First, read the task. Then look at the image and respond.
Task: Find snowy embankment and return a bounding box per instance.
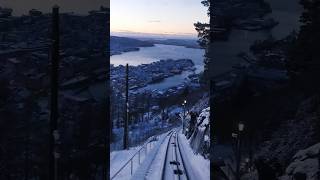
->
[179,130,210,180]
[189,107,210,157]
[110,136,158,180]
[110,132,169,180]
[131,131,172,180]
[176,104,210,180]
[145,134,171,180]
[110,147,141,180]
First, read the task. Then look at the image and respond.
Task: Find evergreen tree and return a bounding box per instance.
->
[194,0,212,82]
[288,0,320,93]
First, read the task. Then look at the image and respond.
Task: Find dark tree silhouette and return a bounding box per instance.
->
[194,0,212,82]
[287,0,320,94]
[159,97,168,127]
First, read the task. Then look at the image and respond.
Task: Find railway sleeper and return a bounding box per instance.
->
[173,169,183,175]
[170,161,180,165]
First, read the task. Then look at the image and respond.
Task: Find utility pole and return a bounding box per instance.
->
[49,5,60,180]
[209,0,214,43]
[236,134,241,180]
[209,1,215,178]
[104,8,110,180]
[123,64,129,150]
[24,96,33,180]
[210,79,215,179]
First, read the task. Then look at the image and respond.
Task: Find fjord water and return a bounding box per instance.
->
[110,0,301,90]
[111,44,205,90]
[111,44,204,72]
[210,0,302,77]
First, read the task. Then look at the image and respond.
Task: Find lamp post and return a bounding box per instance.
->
[124,64,129,150]
[236,122,244,180]
[182,100,187,133]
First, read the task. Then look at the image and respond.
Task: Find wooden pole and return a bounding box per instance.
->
[209,0,214,43]
[124,64,129,149]
[49,5,60,180]
[209,1,215,180]
[104,8,110,180]
[210,79,215,180]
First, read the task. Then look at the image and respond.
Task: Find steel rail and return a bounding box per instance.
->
[161,131,175,180]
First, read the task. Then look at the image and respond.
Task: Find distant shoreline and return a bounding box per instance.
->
[110,44,202,57]
[110,36,202,56]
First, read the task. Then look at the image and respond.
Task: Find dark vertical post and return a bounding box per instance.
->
[24,96,32,180]
[210,79,215,180]
[209,0,214,43]
[105,7,110,180]
[123,64,129,149]
[25,136,29,180]
[236,132,241,180]
[318,149,320,178]
[50,5,60,180]
[182,104,185,133]
[209,1,215,180]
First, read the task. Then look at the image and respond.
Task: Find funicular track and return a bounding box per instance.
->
[161,130,190,180]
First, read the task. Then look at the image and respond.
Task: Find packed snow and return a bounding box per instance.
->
[110,138,157,180]
[179,131,210,180]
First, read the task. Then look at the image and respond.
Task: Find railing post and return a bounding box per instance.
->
[138,150,140,164]
[146,144,147,155]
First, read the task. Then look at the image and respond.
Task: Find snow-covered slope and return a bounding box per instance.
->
[188,107,210,158]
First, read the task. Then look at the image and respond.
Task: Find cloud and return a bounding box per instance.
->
[148,20,161,23]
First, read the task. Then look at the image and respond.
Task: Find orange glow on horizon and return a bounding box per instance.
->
[111,0,208,37]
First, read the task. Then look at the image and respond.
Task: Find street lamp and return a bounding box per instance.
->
[236,122,245,180]
[182,100,187,134]
[238,122,245,132]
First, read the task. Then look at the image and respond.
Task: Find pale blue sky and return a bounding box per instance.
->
[111,0,208,38]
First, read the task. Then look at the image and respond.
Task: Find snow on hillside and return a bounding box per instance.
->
[179,131,210,180]
[110,147,141,180]
[188,107,210,158]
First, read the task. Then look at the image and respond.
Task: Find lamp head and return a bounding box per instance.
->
[238,122,244,131]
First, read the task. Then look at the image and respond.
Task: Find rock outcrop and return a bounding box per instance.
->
[187,106,210,158]
[280,143,320,180]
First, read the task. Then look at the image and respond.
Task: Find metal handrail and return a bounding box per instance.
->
[110,135,158,179]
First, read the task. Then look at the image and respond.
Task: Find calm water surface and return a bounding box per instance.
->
[210,0,302,77]
[111,0,302,90]
[111,44,205,90]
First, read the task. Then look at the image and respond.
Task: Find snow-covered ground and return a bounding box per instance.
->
[110,138,157,180]
[178,131,210,180]
[111,101,210,180]
[111,128,210,180]
[145,134,171,179]
[131,131,171,180]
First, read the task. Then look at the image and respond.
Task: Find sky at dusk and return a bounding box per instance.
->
[0,0,109,15]
[111,0,208,38]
